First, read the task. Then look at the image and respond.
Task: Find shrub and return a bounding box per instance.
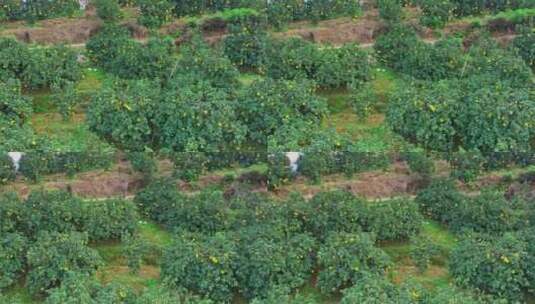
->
[419,0,454,28]
[51,81,78,121]
[266,152,293,190]
[377,0,403,23]
[449,233,531,301]
[387,76,534,158]
[512,28,535,69]
[87,26,174,79]
[161,233,238,302]
[264,38,371,88]
[315,43,372,89]
[233,228,316,299]
[121,234,149,275]
[172,152,208,182]
[238,78,327,145]
[0,233,28,290]
[305,191,366,240]
[223,28,268,70]
[0,192,25,234]
[19,150,114,181]
[410,235,440,273]
[406,152,435,177]
[250,287,319,304]
[450,190,529,234]
[317,232,391,293]
[365,198,423,241]
[0,153,15,184]
[94,0,122,22]
[134,178,182,222]
[137,0,174,28]
[83,198,138,241]
[23,190,86,237]
[26,231,102,295]
[23,45,82,89]
[127,151,157,182]
[0,38,31,83]
[172,37,240,89]
[415,178,465,224]
[0,0,79,22]
[299,152,330,184]
[339,273,400,303]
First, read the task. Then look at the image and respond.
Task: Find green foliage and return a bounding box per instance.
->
[266,152,293,189]
[233,228,316,299]
[137,0,174,28]
[134,177,182,222]
[26,231,102,295]
[24,45,82,89]
[365,198,423,241]
[19,150,114,181]
[410,235,440,272]
[172,0,359,26]
[86,25,174,79]
[264,38,371,88]
[387,76,534,157]
[127,151,157,182]
[375,27,464,80]
[0,38,81,90]
[0,153,16,185]
[23,190,85,236]
[406,152,435,177]
[449,233,531,301]
[415,178,466,224]
[250,287,318,304]
[239,78,327,145]
[121,234,149,275]
[87,79,161,151]
[512,28,535,69]
[339,273,400,303]
[0,233,28,290]
[450,0,534,16]
[416,180,531,234]
[0,0,79,22]
[0,190,137,242]
[172,152,207,182]
[83,198,138,241]
[0,192,25,234]
[161,233,239,302]
[51,81,78,121]
[157,82,246,152]
[94,0,122,22]
[305,191,366,240]
[0,79,34,151]
[172,37,240,89]
[223,28,268,70]
[377,0,403,23]
[419,0,454,28]
[317,232,391,293]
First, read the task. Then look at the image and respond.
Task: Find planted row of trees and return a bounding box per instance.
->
[0,190,137,295]
[0,0,80,22]
[377,27,535,175]
[134,179,423,301]
[0,38,81,89]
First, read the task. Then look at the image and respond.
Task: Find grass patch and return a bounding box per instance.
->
[77,67,107,96]
[139,221,173,248]
[318,88,352,114]
[30,112,112,152]
[1,284,37,304]
[238,73,264,86]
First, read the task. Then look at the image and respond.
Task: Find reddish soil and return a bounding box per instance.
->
[1,17,102,45]
[278,11,386,45]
